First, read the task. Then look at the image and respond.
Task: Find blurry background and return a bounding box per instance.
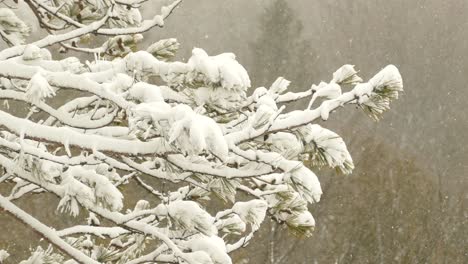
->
[1,0,467,263]
[147,1,468,262]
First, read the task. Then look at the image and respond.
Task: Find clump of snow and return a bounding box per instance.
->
[284,210,315,237]
[127,82,164,103]
[186,235,232,264]
[296,124,354,174]
[168,107,228,160]
[68,167,123,211]
[249,104,276,130]
[133,200,150,212]
[215,214,246,235]
[87,212,100,226]
[25,71,56,103]
[266,132,303,159]
[22,44,42,61]
[284,166,322,204]
[232,199,268,231]
[369,64,403,94]
[332,64,363,85]
[181,250,213,264]
[59,57,86,73]
[57,166,124,216]
[269,77,290,95]
[37,159,62,183]
[188,86,246,112]
[255,93,278,111]
[294,211,315,227]
[356,65,403,120]
[0,249,9,262]
[353,82,374,104]
[156,200,216,236]
[57,175,95,217]
[40,48,52,60]
[188,48,250,91]
[130,102,228,158]
[107,73,134,94]
[307,82,341,109]
[124,51,164,79]
[94,163,121,183]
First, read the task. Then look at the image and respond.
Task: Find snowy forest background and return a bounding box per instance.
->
[0,0,466,263]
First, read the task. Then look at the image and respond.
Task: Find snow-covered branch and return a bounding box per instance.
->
[0,195,100,264]
[0,2,403,263]
[0,109,173,155]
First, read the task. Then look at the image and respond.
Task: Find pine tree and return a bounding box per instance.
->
[0,1,402,263]
[249,0,313,89]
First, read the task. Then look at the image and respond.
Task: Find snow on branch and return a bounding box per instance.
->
[0,8,30,46]
[0,195,100,264]
[0,1,403,263]
[0,109,173,155]
[0,12,111,60]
